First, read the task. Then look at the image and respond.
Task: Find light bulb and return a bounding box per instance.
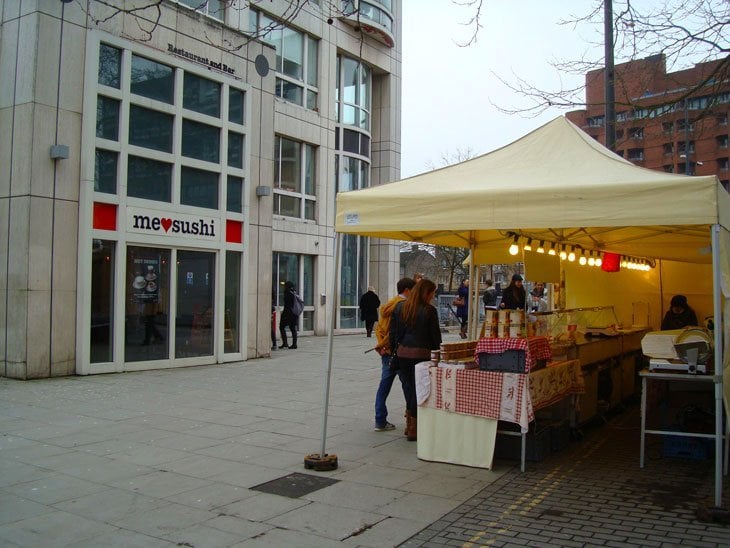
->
[568,246,576,262]
[596,257,602,267]
[509,243,519,255]
[559,244,567,260]
[588,252,596,266]
[579,254,587,266]
[523,238,532,251]
[548,243,557,256]
[537,241,545,253]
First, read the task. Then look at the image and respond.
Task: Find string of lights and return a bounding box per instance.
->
[505,231,655,271]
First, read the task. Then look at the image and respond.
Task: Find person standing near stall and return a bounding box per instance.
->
[500,274,526,310]
[455,278,470,339]
[359,286,381,338]
[661,294,698,330]
[373,277,415,432]
[483,279,498,310]
[390,279,442,441]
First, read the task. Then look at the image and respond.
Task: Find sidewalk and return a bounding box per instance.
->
[0,332,510,547]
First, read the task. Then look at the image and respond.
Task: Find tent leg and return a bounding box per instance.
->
[710,226,723,508]
[469,243,477,339]
[304,232,341,472]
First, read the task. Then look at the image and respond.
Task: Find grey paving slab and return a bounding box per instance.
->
[0,509,118,547]
[2,472,108,505]
[0,492,55,526]
[263,500,386,541]
[218,491,309,521]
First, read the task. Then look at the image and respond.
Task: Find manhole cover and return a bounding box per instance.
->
[251,472,339,498]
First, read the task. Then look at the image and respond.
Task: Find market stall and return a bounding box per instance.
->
[325,116,730,507]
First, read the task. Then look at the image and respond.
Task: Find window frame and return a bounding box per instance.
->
[273,135,317,221]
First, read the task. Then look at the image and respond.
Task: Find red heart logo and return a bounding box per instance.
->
[161,218,172,232]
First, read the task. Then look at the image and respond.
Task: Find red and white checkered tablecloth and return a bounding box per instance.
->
[474,336,552,373]
[420,359,584,433]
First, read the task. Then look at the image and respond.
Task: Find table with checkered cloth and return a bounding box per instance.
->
[474,336,552,373]
[420,360,584,433]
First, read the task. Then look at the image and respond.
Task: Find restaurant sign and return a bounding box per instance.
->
[127,207,220,242]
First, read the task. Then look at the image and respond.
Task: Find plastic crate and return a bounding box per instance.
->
[549,420,571,453]
[495,422,550,462]
[478,349,527,373]
[661,435,710,460]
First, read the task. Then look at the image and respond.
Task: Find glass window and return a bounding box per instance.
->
[183,72,221,117]
[181,166,219,209]
[275,193,301,217]
[127,156,172,202]
[96,96,120,140]
[227,175,243,213]
[224,251,241,353]
[178,0,224,20]
[281,27,303,80]
[227,132,244,168]
[304,144,315,195]
[306,36,318,87]
[337,56,370,130]
[90,240,115,363]
[131,55,174,104]
[250,10,317,110]
[94,149,118,194]
[229,88,244,124]
[182,119,220,163]
[175,250,216,358]
[98,44,121,88]
[129,105,173,152]
[125,247,170,362]
[275,136,301,193]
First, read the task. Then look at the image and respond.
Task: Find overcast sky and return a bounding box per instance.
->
[400,1,606,178]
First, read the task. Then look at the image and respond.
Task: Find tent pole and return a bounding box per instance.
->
[710,225,723,508]
[469,243,477,339]
[319,232,341,459]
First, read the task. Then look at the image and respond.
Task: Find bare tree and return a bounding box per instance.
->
[458,0,730,116]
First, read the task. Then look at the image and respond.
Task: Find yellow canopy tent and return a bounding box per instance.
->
[323,116,729,506]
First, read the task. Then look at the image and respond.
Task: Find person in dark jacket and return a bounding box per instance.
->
[661,294,698,330]
[483,279,498,309]
[359,286,381,337]
[500,274,526,310]
[279,281,299,349]
[456,278,469,339]
[389,279,442,441]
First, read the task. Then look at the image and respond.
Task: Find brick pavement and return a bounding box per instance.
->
[402,405,729,547]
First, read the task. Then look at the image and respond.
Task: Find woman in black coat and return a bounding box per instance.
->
[359,287,381,337]
[500,274,526,310]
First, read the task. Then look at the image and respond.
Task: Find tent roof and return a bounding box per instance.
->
[335,116,730,263]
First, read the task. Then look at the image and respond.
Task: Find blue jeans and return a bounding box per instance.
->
[375,355,401,427]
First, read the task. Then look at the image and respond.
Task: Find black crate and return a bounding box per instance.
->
[494,422,550,462]
[478,349,527,373]
[549,420,571,453]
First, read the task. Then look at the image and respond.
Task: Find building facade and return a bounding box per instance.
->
[0,0,401,378]
[567,54,730,189]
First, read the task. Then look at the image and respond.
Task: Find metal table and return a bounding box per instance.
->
[639,369,728,474]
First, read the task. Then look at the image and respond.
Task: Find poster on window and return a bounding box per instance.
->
[132,256,160,304]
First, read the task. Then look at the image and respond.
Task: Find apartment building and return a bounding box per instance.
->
[0,0,401,378]
[567,54,730,188]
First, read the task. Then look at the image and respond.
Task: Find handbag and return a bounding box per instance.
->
[453,296,465,307]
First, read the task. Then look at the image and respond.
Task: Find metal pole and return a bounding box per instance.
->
[469,243,478,339]
[319,232,342,458]
[684,100,691,175]
[604,0,616,152]
[710,225,723,507]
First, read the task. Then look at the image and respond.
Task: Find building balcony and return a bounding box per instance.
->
[340,0,395,48]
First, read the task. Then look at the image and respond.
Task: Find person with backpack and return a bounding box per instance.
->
[279,281,302,349]
[483,279,498,310]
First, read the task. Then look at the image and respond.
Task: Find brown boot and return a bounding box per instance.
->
[404,411,409,435]
[406,411,417,442]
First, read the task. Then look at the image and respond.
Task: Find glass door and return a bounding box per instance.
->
[175,250,216,358]
[125,247,170,362]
